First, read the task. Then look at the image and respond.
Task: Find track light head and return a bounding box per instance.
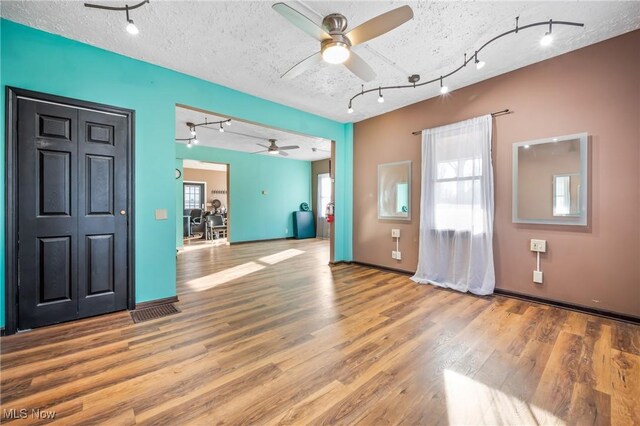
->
[540,32,553,46]
[225,120,231,126]
[193,137,199,144]
[126,20,139,35]
[377,95,384,103]
[348,105,354,114]
[439,77,448,94]
[187,140,192,148]
[219,124,225,133]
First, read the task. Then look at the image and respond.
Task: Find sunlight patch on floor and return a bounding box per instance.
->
[186,261,265,291]
[180,239,228,253]
[258,249,305,265]
[444,369,565,425]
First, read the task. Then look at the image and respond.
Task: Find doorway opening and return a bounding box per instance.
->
[174,104,333,272]
[182,160,229,248]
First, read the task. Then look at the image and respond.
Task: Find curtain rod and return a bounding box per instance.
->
[411,109,511,136]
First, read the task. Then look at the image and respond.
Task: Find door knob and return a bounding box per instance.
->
[120,210,126,215]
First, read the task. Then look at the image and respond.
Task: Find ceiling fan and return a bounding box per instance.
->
[272,3,413,81]
[254,139,300,157]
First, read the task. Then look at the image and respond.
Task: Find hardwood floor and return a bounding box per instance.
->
[1,238,639,425]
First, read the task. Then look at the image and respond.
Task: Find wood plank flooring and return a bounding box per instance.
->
[1,238,639,425]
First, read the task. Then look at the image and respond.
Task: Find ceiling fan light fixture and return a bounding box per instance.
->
[321,41,350,64]
[268,150,280,155]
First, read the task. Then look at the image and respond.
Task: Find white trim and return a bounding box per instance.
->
[17,96,127,117]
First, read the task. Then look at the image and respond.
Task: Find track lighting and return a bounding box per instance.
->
[540,20,553,46]
[439,77,448,95]
[347,17,583,111]
[474,52,485,70]
[85,0,149,35]
[126,20,139,35]
[176,118,232,146]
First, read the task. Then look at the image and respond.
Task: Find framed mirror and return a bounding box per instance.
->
[513,133,588,226]
[378,161,411,221]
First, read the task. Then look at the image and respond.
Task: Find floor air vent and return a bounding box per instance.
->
[130,303,180,323]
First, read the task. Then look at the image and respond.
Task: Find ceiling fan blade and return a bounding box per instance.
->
[281,52,322,79]
[256,143,270,149]
[272,3,331,41]
[278,145,300,150]
[279,151,289,157]
[346,5,414,46]
[343,51,376,82]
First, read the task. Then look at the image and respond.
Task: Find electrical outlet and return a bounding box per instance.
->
[391,251,396,259]
[530,239,547,252]
[391,229,400,238]
[533,270,543,283]
[396,251,402,260]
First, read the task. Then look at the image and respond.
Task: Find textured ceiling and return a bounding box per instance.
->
[2,1,639,123]
[176,106,332,161]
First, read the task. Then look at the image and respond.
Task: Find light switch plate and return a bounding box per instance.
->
[391,229,400,238]
[530,239,547,252]
[155,209,168,220]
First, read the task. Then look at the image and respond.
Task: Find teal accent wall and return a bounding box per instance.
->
[0,19,353,328]
[176,146,311,245]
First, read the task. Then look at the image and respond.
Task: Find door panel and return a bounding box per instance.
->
[85,155,114,215]
[18,99,79,328]
[37,237,72,303]
[86,234,115,295]
[38,150,72,216]
[17,97,130,329]
[77,109,128,317]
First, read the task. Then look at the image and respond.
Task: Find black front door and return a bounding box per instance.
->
[17,97,130,329]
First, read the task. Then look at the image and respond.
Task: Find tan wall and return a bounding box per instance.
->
[183,168,228,211]
[353,30,640,317]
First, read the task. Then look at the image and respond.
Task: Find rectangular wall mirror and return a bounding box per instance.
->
[513,133,588,226]
[378,161,411,221]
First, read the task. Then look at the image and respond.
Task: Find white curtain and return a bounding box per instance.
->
[411,115,495,295]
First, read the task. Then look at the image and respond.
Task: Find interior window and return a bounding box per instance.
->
[318,173,332,217]
[184,183,204,210]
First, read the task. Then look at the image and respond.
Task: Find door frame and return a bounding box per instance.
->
[4,87,136,335]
